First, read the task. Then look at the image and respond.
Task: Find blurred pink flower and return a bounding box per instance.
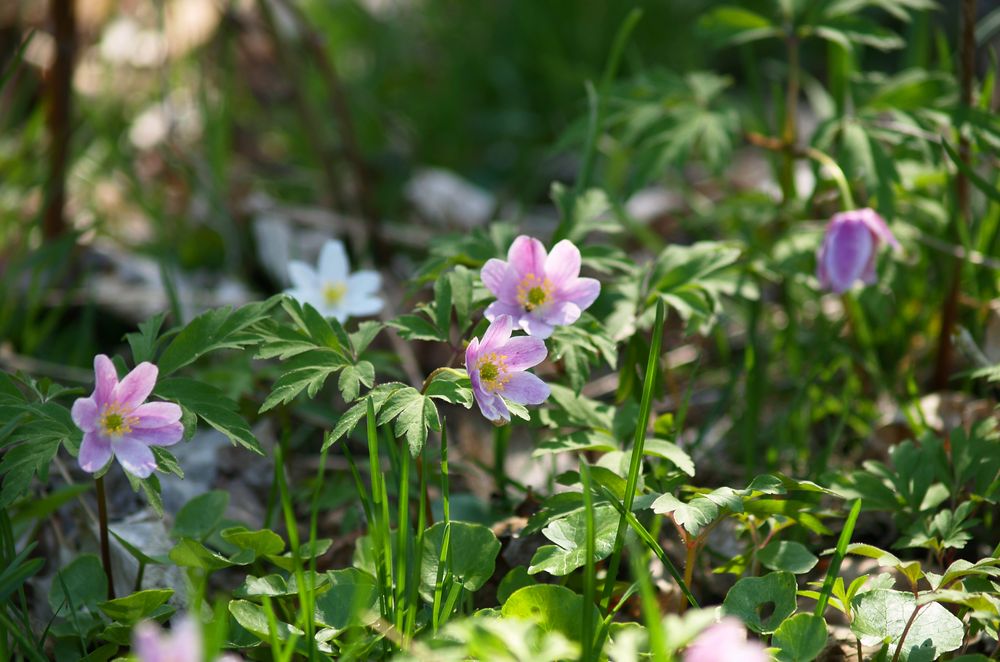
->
[465,314,550,423]
[482,235,600,338]
[817,208,899,294]
[71,355,182,479]
[683,618,768,662]
[133,616,242,662]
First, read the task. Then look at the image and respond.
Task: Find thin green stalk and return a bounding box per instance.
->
[0,609,47,662]
[366,398,396,621]
[394,436,411,632]
[579,461,598,661]
[814,499,862,617]
[600,299,665,613]
[274,445,315,660]
[630,544,667,660]
[403,437,430,641]
[432,426,453,632]
[493,424,511,505]
[307,435,331,604]
[95,476,115,600]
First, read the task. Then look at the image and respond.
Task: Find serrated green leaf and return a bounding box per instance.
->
[337,361,375,402]
[388,314,447,342]
[155,378,262,455]
[157,296,281,375]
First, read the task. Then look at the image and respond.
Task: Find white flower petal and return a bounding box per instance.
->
[344,294,384,317]
[287,261,317,289]
[348,270,382,296]
[318,240,349,283]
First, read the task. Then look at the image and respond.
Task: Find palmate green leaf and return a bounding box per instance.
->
[259,349,351,412]
[155,378,262,455]
[850,589,963,660]
[548,317,617,393]
[651,493,719,536]
[337,361,375,403]
[377,386,441,455]
[551,185,617,243]
[772,613,828,662]
[528,504,620,576]
[533,430,619,457]
[697,6,782,47]
[124,312,166,364]
[323,382,408,450]
[0,400,79,507]
[424,369,474,408]
[647,241,742,334]
[722,571,798,634]
[420,522,501,601]
[157,295,282,376]
[388,313,447,343]
[350,321,384,356]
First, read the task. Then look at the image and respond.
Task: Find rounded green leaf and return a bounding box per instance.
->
[98,589,174,625]
[48,554,107,614]
[313,568,379,630]
[420,521,500,600]
[759,541,819,574]
[501,584,597,643]
[773,613,828,662]
[172,490,229,541]
[722,571,797,634]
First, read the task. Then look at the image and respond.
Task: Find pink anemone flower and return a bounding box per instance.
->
[133,615,242,662]
[465,314,550,423]
[817,208,899,294]
[71,355,183,479]
[481,235,600,338]
[683,618,768,662]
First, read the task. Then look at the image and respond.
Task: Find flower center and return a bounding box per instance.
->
[477,352,510,393]
[516,273,554,311]
[100,403,137,438]
[322,282,347,306]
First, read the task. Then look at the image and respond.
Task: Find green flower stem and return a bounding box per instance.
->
[600,299,665,613]
[95,476,115,599]
[493,425,511,505]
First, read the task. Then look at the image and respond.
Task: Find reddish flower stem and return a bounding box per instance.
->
[95,476,115,599]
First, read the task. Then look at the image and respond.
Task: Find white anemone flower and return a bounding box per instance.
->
[285,240,384,322]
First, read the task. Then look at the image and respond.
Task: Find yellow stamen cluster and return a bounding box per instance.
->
[477,352,511,393]
[322,281,347,306]
[100,403,138,438]
[516,273,554,311]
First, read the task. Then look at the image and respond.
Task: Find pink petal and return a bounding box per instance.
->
[822,219,874,294]
[502,371,550,405]
[542,301,582,327]
[500,336,547,371]
[464,337,481,367]
[476,391,509,423]
[855,208,900,249]
[78,432,113,473]
[517,315,554,339]
[318,240,349,283]
[94,354,118,405]
[170,616,203,660]
[544,240,581,287]
[114,438,157,478]
[112,363,158,411]
[71,397,99,432]
[287,261,318,290]
[132,621,168,662]
[479,258,517,303]
[479,315,514,354]
[129,422,183,447]
[507,235,547,278]
[558,277,600,311]
[484,300,524,322]
[132,402,182,428]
